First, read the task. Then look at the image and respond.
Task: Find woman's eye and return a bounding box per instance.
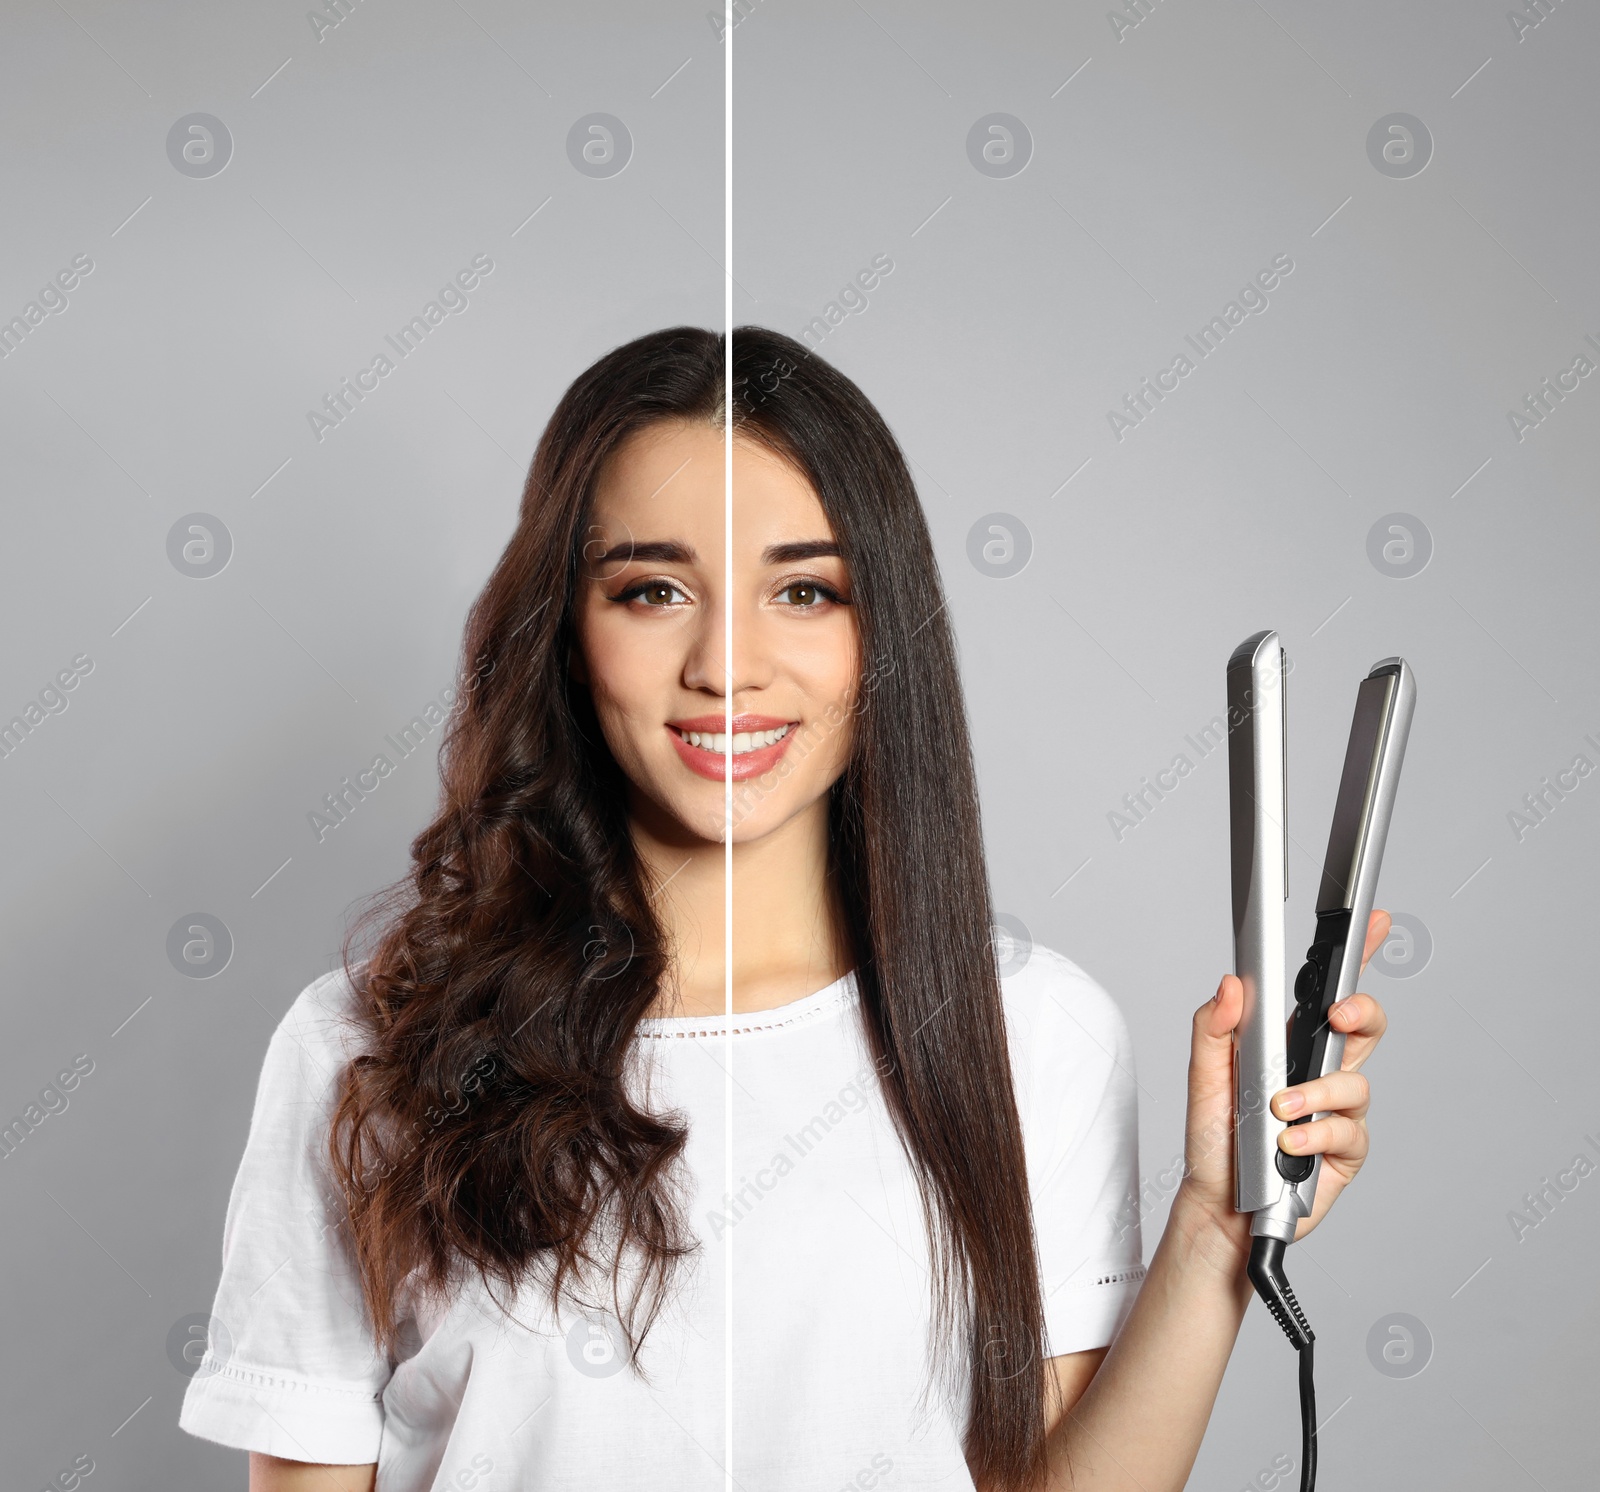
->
[775,581,838,608]
[615,580,689,607]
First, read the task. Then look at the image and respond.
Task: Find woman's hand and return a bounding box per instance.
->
[1173,909,1392,1269]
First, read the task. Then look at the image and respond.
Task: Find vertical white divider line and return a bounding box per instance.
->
[723,7,734,1491]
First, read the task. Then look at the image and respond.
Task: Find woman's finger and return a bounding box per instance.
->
[1276,1112,1369,1163]
[1357,908,1392,976]
[1271,1069,1370,1121]
[1189,975,1244,1087]
[1327,992,1388,1070]
[1180,974,1249,1216]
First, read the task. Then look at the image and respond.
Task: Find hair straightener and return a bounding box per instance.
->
[1226,631,1416,1492]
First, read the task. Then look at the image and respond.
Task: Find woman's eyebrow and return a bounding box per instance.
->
[762,540,841,564]
[589,539,698,566]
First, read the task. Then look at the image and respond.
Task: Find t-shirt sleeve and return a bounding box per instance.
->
[1007,948,1146,1360]
[178,970,392,1463]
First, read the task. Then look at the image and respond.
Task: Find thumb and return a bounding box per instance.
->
[1190,975,1243,1085]
[1197,973,1243,1042]
[1184,975,1246,1200]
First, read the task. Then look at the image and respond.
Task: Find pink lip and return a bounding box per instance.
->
[666,721,799,782]
[667,713,791,733]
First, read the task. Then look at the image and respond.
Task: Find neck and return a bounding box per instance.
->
[629,791,850,1019]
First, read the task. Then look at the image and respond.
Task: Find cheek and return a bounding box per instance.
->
[790,622,861,761]
[811,616,861,705]
[576,605,688,746]
[577,610,668,736]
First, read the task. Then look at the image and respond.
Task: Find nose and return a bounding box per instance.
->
[725,586,776,716]
[680,587,728,704]
[681,586,776,716]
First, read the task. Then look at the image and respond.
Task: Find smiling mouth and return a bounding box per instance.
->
[669,723,792,756]
[667,718,799,783]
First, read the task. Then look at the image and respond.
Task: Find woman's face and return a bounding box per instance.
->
[572,418,860,846]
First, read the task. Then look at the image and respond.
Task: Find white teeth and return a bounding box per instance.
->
[679,724,791,755]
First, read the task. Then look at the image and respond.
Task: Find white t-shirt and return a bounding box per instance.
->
[179,944,1146,1489]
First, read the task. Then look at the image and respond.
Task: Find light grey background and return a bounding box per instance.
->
[736,2,1596,1489]
[5,0,1596,1488]
[0,2,720,1484]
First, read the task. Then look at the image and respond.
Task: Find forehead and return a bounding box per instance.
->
[589,419,723,544]
[732,437,833,554]
[589,421,836,558]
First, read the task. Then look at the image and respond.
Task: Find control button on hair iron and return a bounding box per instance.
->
[1226,631,1416,1492]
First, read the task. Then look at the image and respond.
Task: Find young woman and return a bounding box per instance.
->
[179,326,1389,1491]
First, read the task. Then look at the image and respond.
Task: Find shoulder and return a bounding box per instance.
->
[999,944,1132,1071]
[277,960,370,1051]
[250,962,374,1120]
[998,941,1139,1139]
[1002,948,1146,1352]
[218,965,376,1255]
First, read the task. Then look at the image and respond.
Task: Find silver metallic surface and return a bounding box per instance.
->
[1301,658,1417,1193]
[1228,630,1292,1217]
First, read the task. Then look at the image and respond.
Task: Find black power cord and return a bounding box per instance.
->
[1247,1235,1317,1492]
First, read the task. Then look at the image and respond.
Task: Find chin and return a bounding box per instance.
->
[636,755,825,846]
[724,782,809,843]
[726,813,783,846]
[657,781,789,846]
[662,774,744,840]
